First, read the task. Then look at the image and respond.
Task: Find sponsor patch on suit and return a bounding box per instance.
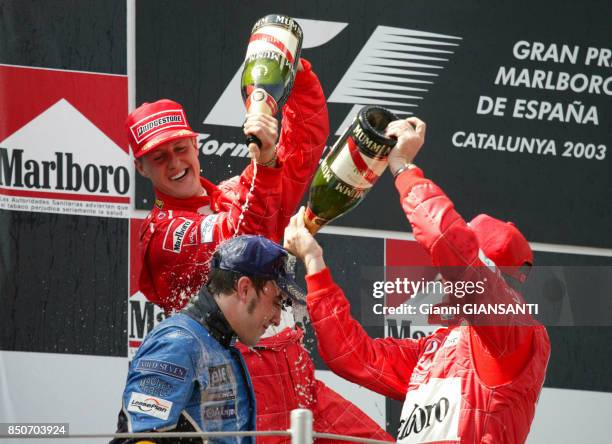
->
[203,364,237,402]
[162,218,195,253]
[136,359,188,381]
[200,214,218,244]
[127,392,173,420]
[139,376,174,398]
[397,378,461,443]
[203,403,237,421]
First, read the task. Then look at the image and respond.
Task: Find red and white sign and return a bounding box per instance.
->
[0,65,131,218]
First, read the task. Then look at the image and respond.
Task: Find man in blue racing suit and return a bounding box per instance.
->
[112,235,303,444]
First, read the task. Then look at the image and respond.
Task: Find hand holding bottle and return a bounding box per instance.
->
[386,117,427,175]
[243,113,279,165]
[241,15,303,158]
[284,207,325,274]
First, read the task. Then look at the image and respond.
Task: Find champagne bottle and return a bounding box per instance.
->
[241,14,303,149]
[305,106,399,234]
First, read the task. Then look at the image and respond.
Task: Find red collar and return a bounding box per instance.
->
[153,176,221,213]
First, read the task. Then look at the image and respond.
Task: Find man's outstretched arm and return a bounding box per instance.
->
[284,208,425,400]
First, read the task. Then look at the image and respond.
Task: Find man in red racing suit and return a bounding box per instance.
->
[129,59,392,443]
[283,117,550,444]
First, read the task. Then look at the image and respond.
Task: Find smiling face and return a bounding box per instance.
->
[135,137,203,199]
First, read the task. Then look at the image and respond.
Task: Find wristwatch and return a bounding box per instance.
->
[393,162,416,178]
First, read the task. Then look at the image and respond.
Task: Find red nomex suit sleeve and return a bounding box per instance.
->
[394,167,542,383]
[140,167,282,313]
[216,59,328,243]
[215,162,283,239]
[274,58,329,240]
[306,267,428,401]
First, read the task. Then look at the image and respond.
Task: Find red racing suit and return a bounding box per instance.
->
[138,60,392,443]
[306,167,550,444]
[238,328,393,444]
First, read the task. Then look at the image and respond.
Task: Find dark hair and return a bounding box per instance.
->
[207,254,269,296]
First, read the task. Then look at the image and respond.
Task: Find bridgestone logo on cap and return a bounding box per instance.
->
[137,115,182,137]
[130,110,187,143]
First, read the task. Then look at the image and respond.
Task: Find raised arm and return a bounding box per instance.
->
[283,208,425,400]
[216,59,328,243]
[387,118,544,384]
[275,59,329,236]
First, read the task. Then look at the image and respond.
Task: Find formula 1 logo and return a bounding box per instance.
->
[203,20,461,137]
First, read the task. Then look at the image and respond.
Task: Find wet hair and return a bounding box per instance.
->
[207,254,269,296]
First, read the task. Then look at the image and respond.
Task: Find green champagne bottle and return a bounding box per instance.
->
[241,14,303,148]
[305,106,399,234]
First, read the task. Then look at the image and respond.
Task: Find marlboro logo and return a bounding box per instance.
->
[162,218,195,253]
[0,95,132,215]
[172,220,192,252]
[0,148,129,196]
[0,65,130,217]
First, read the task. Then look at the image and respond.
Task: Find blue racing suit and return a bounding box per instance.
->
[112,289,256,444]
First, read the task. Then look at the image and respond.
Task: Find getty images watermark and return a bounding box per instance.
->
[370,276,538,319]
[356,266,612,328]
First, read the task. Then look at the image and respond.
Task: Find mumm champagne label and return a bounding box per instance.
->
[352,124,393,159]
[241,14,303,113]
[246,16,301,65]
[328,119,390,191]
[244,88,278,115]
[252,15,303,41]
[320,160,366,198]
[244,51,292,73]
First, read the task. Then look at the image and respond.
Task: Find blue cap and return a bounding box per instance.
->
[211,235,305,304]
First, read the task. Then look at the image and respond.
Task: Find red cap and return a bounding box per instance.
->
[126,99,197,158]
[469,214,533,282]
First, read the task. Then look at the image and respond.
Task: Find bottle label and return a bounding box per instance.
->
[247,29,299,64]
[246,24,299,65]
[352,123,393,159]
[245,88,278,115]
[252,15,303,41]
[329,136,388,189]
[304,206,326,233]
[319,161,365,199]
[244,51,292,72]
